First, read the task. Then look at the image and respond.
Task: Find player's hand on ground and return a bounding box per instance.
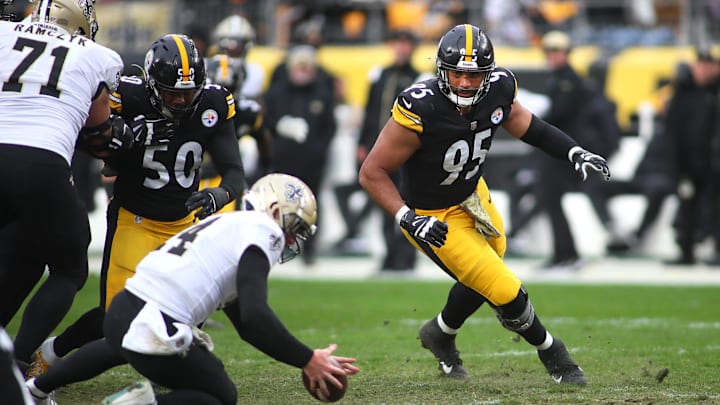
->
[570,147,611,181]
[400,210,448,248]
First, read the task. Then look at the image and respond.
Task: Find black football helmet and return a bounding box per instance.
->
[436,24,495,107]
[144,34,206,120]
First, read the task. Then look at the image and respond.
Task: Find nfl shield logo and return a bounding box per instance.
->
[470,121,477,131]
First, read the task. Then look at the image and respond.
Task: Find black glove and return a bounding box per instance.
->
[400,209,448,248]
[130,115,175,146]
[185,187,231,219]
[570,147,611,181]
[107,115,134,153]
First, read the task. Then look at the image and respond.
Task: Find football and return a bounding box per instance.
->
[302,358,348,402]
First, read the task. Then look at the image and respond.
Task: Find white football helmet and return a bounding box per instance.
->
[242,174,317,263]
[212,14,255,59]
[31,0,99,41]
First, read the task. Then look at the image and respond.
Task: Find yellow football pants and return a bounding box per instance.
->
[410,177,521,306]
[104,207,195,308]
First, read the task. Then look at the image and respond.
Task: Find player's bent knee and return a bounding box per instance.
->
[493,286,535,333]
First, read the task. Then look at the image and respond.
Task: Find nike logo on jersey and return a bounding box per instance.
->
[401,97,412,109]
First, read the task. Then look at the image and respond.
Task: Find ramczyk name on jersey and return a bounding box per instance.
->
[13,23,89,45]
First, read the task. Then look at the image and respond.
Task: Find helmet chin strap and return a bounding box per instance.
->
[451,91,478,108]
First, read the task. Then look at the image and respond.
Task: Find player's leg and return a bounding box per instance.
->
[491,286,586,385]
[0,221,47,327]
[418,282,485,379]
[104,291,237,405]
[12,150,90,365]
[26,200,123,378]
[0,327,34,404]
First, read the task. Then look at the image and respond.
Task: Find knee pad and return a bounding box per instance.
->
[493,286,535,333]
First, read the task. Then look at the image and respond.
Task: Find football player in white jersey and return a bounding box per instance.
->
[26,174,359,404]
[0,0,127,372]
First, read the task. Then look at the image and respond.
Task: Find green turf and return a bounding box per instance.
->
[7,276,720,404]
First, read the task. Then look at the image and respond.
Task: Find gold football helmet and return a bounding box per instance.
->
[242,173,317,263]
[31,0,99,41]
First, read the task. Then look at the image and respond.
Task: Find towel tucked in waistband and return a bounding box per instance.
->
[459,191,501,239]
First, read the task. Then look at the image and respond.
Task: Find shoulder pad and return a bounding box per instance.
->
[488,67,518,103]
[110,76,146,114]
[391,79,438,134]
[200,83,236,121]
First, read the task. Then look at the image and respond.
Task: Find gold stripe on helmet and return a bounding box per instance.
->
[219,55,229,81]
[463,24,473,62]
[171,34,191,83]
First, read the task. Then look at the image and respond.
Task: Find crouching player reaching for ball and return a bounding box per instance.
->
[26,174,359,405]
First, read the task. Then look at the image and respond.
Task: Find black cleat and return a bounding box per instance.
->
[537,338,587,385]
[418,318,468,379]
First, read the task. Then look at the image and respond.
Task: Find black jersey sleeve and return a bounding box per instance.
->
[488,67,518,110]
[206,120,246,198]
[225,246,314,368]
[108,75,147,118]
[391,79,437,134]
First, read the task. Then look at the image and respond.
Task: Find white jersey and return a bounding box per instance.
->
[0,20,123,164]
[240,61,265,99]
[125,211,285,325]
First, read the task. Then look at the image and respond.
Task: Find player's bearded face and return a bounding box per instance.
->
[159,88,201,109]
[447,70,486,97]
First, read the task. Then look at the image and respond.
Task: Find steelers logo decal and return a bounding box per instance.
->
[490,107,503,125]
[201,109,219,127]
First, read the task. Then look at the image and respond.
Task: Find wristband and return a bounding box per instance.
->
[395,205,411,225]
[567,146,583,163]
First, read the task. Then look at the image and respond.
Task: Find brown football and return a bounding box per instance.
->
[301,359,348,402]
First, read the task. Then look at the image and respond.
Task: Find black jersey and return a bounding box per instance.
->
[108,77,237,220]
[391,67,517,210]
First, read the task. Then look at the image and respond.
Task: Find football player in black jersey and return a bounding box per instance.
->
[360,24,610,385]
[26,34,247,379]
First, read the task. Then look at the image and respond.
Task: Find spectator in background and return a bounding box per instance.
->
[484,0,536,46]
[340,29,421,271]
[535,30,623,270]
[534,30,588,270]
[209,14,266,100]
[204,14,272,187]
[663,47,720,265]
[264,45,338,265]
[186,23,210,58]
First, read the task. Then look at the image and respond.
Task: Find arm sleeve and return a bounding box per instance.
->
[206,119,247,198]
[520,114,579,161]
[224,246,314,369]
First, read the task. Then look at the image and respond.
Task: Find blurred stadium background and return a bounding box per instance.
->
[7,0,719,268]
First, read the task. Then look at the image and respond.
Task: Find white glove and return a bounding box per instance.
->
[276,115,309,143]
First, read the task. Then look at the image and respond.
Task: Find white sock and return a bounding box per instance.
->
[26,377,49,398]
[436,314,459,335]
[535,332,554,351]
[40,336,60,366]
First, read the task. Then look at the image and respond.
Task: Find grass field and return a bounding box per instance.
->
[7,275,720,404]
